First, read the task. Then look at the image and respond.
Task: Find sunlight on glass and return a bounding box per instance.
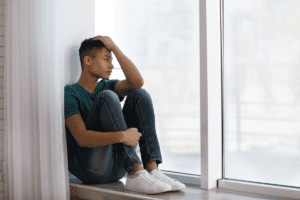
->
[224,0,300,187]
[96,0,200,175]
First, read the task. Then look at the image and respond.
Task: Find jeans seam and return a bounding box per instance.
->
[127,94,153,163]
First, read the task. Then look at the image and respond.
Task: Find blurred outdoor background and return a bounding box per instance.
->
[224,0,300,187]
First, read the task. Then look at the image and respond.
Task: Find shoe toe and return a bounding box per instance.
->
[171,181,186,191]
[156,182,172,193]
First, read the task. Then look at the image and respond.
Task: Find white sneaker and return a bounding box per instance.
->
[150,168,186,191]
[125,169,172,194]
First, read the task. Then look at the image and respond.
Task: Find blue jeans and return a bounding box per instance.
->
[69,88,163,184]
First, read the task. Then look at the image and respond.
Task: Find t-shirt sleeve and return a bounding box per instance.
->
[64,86,81,120]
[105,79,125,102]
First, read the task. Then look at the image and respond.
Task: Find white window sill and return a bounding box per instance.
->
[218,179,300,200]
[69,171,300,200]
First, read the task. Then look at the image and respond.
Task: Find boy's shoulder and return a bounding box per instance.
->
[64,83,80,98]
[65,82,77,89]
[65,82,81,91]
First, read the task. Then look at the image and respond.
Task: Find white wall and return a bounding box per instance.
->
[63,0,95,85]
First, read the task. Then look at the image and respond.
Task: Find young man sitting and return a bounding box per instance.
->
[64,36,186,195]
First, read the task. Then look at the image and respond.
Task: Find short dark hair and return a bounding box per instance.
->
[79,38,106,71]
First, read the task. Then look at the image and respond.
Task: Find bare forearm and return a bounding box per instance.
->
[80,130,124,148]
[112,47,144,87]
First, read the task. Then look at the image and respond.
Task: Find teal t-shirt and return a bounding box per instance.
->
[64,79,125,163]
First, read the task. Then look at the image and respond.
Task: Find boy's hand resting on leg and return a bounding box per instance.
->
[121,128,142,146]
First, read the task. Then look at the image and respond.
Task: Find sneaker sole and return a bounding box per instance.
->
[125,186,171,194]
[170,185,186,191]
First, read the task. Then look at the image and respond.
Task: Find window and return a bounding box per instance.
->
[96,0,200,176]
[93,0,300,197]
[224,0,300,187]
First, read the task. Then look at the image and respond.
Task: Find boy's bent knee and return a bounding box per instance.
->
[97,90,119,101]
[128,88,151,99]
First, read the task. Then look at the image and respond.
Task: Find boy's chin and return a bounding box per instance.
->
[102,76,110,80]
[99,74,109,79]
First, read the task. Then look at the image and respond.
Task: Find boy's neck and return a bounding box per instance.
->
[77,73,99,94]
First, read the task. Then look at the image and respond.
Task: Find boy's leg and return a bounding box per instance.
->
[121,88,163,172]
[82,90,142,183]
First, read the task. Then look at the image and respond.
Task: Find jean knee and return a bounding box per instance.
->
[128,88,151,100]
[97,90,119,102]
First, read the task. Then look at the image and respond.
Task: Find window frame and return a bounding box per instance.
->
[210,0,300,199]
[94,1,300,199]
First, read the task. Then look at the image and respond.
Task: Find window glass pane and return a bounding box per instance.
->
[224,0,300,187]
[96,0,200,175]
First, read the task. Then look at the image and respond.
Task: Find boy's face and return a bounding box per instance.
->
[87,47,114,79]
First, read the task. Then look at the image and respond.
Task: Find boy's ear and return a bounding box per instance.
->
[83,56,92,66]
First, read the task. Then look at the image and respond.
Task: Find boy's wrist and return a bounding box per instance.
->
[118,131,124,143]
